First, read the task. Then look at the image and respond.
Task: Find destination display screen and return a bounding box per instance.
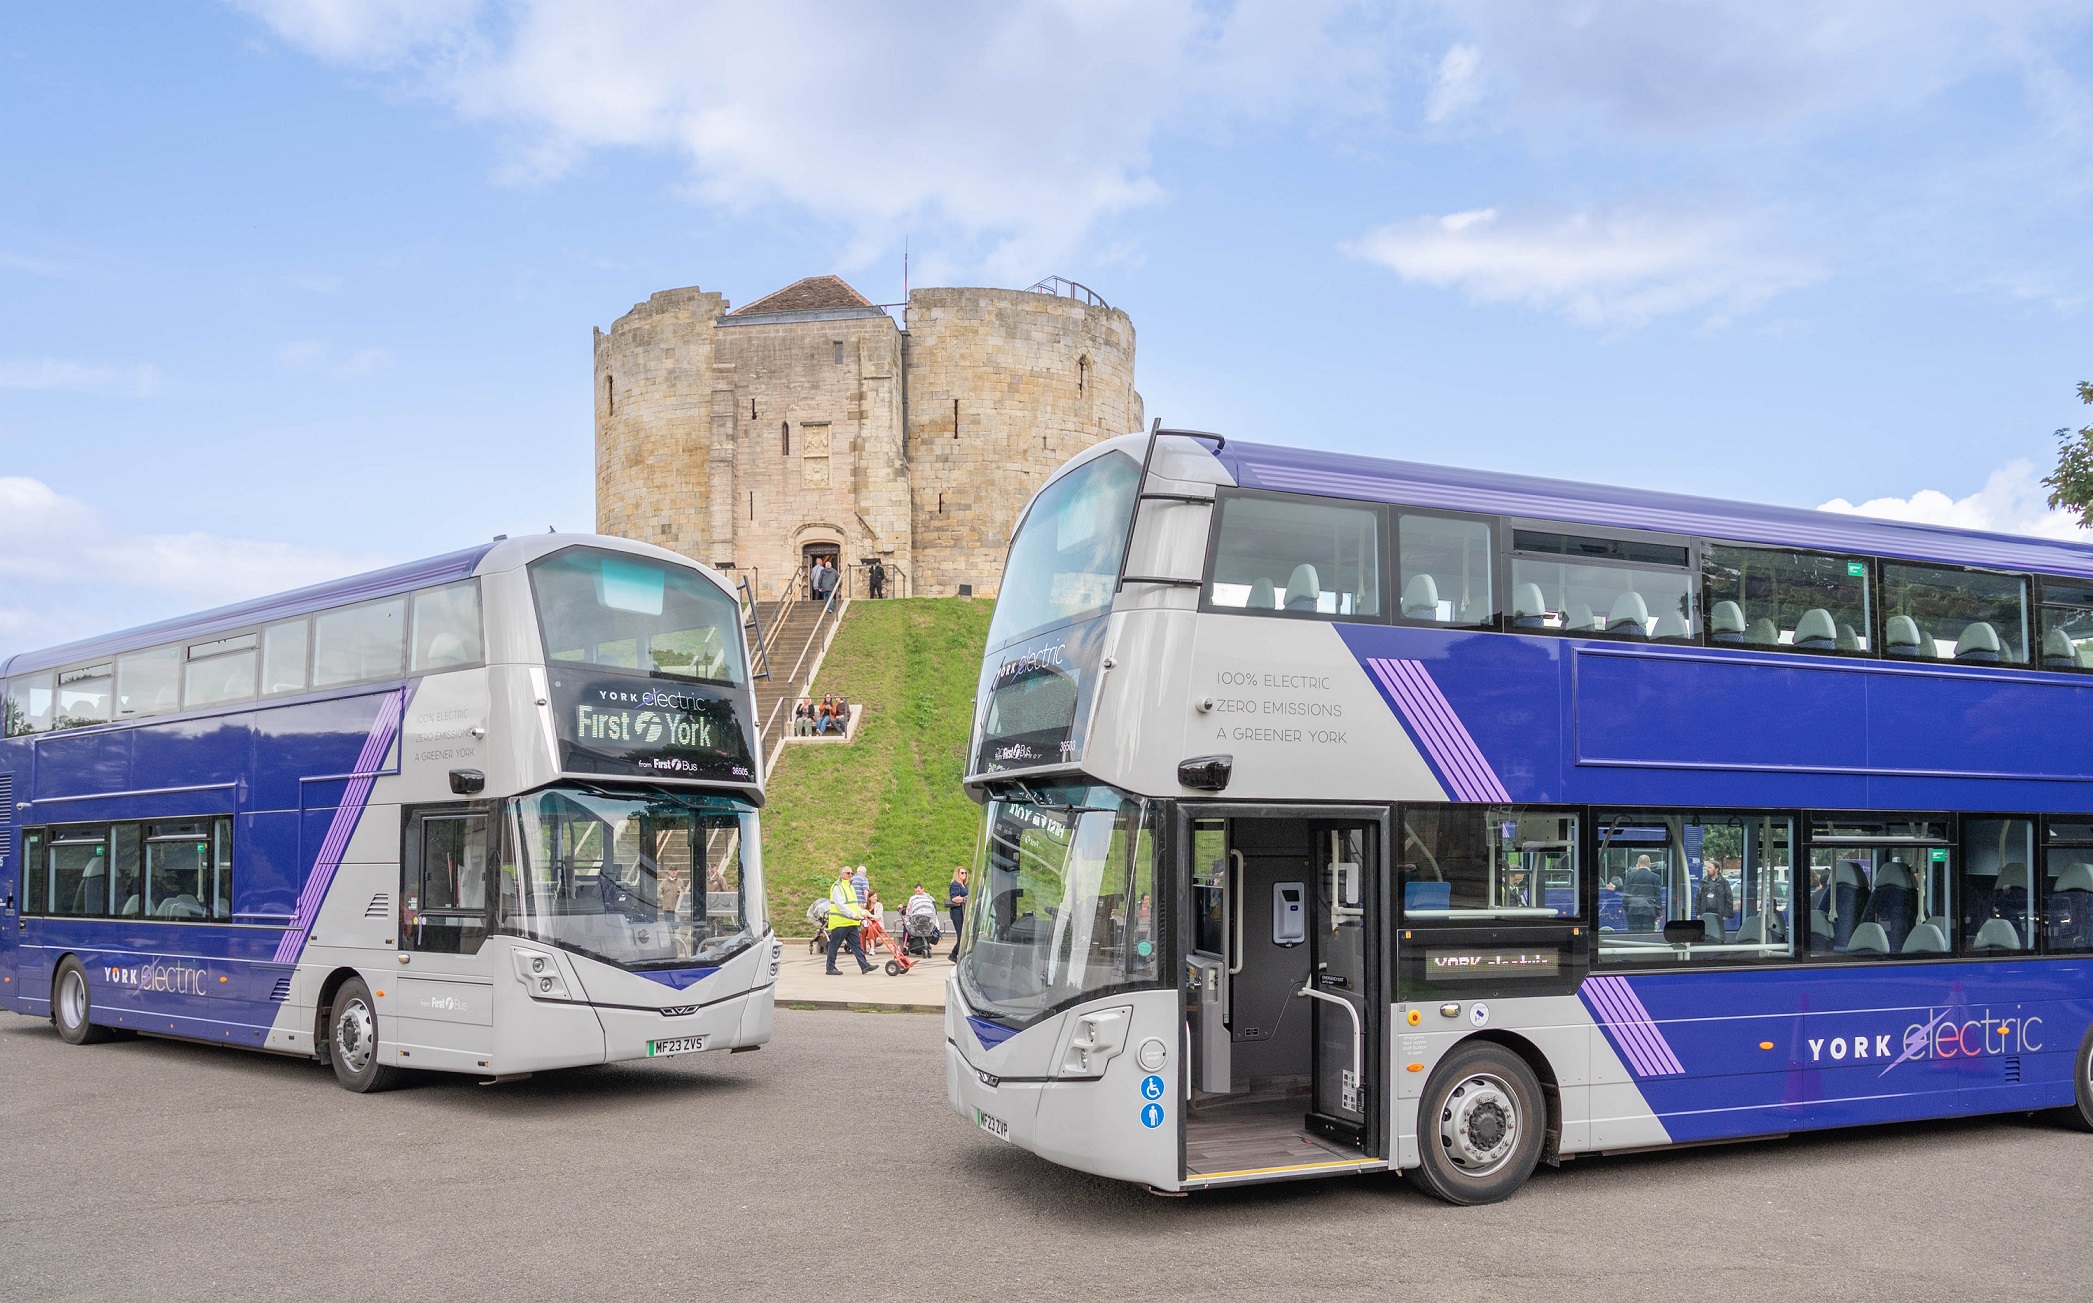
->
[1423,948,1562,981]
[971,618,1109,776]
[549,674,756,783]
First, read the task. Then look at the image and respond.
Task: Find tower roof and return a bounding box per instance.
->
[728,275,875,316]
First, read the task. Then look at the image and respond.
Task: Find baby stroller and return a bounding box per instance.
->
[805,897,833,955]
[902,909,942,958]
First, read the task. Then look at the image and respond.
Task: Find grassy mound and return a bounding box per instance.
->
[762,597,992,927]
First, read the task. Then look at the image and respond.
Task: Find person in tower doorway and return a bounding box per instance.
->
[825,867,872,975]
[947,866,969,960]
[868,557,887,599]
[811,557,838,603]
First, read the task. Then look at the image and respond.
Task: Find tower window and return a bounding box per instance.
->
[748,491,755,521]
[1077,356,1087,395]
[953,398,960,440]
[833,341,844,365]
[750,398,757,420]
[782,421,790,455]
[938,492,945,513]
[605,374,614,415]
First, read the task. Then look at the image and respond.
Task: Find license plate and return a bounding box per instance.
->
[647,1035,708,1057]
[976,1109,1010,1141]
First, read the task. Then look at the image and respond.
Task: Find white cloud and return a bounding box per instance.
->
[1818,460,2091,541]
[0,476,393,660]
[234,0,1391,279]
[0,357,160,396]
[276,339,391,377]
[1425,43,1482,123]
[1347,206,1822,328]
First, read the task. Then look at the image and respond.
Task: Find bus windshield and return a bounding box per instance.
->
[983,450,1140,649]
[957,785,1158,1028]
[530,547,747,686]
[498,785,763,969]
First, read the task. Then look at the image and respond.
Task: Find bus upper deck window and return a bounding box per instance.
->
[1206,493,1381,620]
[3,671,54,735]
[2036,578,2093,670]
[1704,544,1871,654]
[1510,530,1694,643]
[412,581,485,672]
[1880,563,2028,664]
[55,663,113,729]
[1398,514,1494,627]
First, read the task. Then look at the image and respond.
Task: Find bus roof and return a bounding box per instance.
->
[1213,438,2093,580]
[0,543,499,678]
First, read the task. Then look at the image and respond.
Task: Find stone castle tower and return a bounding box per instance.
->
[593,275,1141,598]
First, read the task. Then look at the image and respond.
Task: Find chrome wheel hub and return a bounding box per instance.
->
[1439,1072,1520,1176]
[57,970,87,1029]
[334,997,377,1073]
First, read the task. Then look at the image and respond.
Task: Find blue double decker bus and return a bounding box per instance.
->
[946,427,2093,1201]
[1,535,777,1091]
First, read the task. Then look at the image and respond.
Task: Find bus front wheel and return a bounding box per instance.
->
[327,977,405,1093]
[1407,1041,1545,1206]
[51,957,113,1046]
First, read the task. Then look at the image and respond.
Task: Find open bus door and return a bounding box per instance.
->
[1180,806,1387,1186]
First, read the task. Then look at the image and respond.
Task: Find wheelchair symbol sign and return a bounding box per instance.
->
[1140,1102,1165,1128]
[1140,1074,1165,1101]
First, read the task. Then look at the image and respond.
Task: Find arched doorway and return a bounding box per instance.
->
[802,540,841,599]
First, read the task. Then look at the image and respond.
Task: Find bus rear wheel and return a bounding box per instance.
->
[327,977,405,1093]
[51,957,112,1046]
[1407,1041,1545,1206]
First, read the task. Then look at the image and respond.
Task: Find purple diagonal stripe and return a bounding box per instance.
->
[272,691,405,964]
[1583,978,1675,1077]
[1583,976,1686,1077]
[1390,661,1509,801]
[1368,659,1482,799]
[1366,657,1510,803]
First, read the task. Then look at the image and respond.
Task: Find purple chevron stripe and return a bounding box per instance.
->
[1582,975,1686,1078]
[272,691,405,964]
[1364,657,1511,803]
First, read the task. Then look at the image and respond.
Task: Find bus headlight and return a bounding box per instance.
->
[1055,1005,1133,1079]
[512,949,571,1000]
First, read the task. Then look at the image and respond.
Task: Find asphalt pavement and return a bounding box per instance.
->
[3,1006,2090,1303]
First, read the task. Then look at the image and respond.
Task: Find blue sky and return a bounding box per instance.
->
[4,1,2092,659]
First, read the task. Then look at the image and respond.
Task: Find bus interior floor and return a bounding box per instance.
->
[1184,1093,1363,1176]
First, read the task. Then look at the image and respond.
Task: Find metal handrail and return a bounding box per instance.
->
[1114,420,1228,593]
[759,584,847,744]
[846,560,908,599]
[1024,275,1109,310]
[738,577,772,681]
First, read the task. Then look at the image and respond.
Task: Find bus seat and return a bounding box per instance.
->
[1511,582,1549,629]
[1748,617,1779,646]
[1247,576,1276,609]
[1653,611,1691,640]
[1862,858,1917,951]
[1794,608,1838,651]
[1402,573,1443,621]
[1738,911,1785,944]
[1700,911,1728,942]
[1606,592,1650,637]
[1886,615,1928,658]
[1994,864,2030,922]
[1955,621,2003,663]
[1283,564,1320,612]
[2048,863,2093,949]
[1970,917,2022,952]
[1837,623,1861,650]
[1901,921,1949,954]
[1846,921,1891,955]
[1710,600,1747,644]
[1810,908,1832,943]
[1831,861,1870,949]
[119,894,140,916]
[2042,627,2077,669]
[1568,602,1594,631]
[1405,881,1451,910]
[2080,641,2093,669]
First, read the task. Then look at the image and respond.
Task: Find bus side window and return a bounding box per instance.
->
[1397,514,1494,627]
[22,829,44,913]
[1204,492,1382,619]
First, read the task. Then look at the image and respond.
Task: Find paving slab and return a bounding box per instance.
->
[773,933,951,1011]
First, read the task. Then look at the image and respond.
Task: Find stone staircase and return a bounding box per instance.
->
[749,598,843,745]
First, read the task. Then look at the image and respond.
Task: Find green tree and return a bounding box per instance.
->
[2042,381,2093,527]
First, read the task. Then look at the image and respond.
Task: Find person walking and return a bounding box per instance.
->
[825,867,872,975]
[852,864,870,912]
[946,866,969,960]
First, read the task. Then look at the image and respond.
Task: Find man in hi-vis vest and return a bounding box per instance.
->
[826,866,873,975]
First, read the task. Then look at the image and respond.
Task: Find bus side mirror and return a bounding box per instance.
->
[1177,755,1233,792]
[449,769,486,796]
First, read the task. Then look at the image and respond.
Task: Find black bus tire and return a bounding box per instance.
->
[2056,1023,2093,1132]
[51,957,112,1046]
[1406,1040,1545,1206]
[327,976,405,1094]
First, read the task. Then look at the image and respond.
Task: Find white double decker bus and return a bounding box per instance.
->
[2,535,778,1091]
